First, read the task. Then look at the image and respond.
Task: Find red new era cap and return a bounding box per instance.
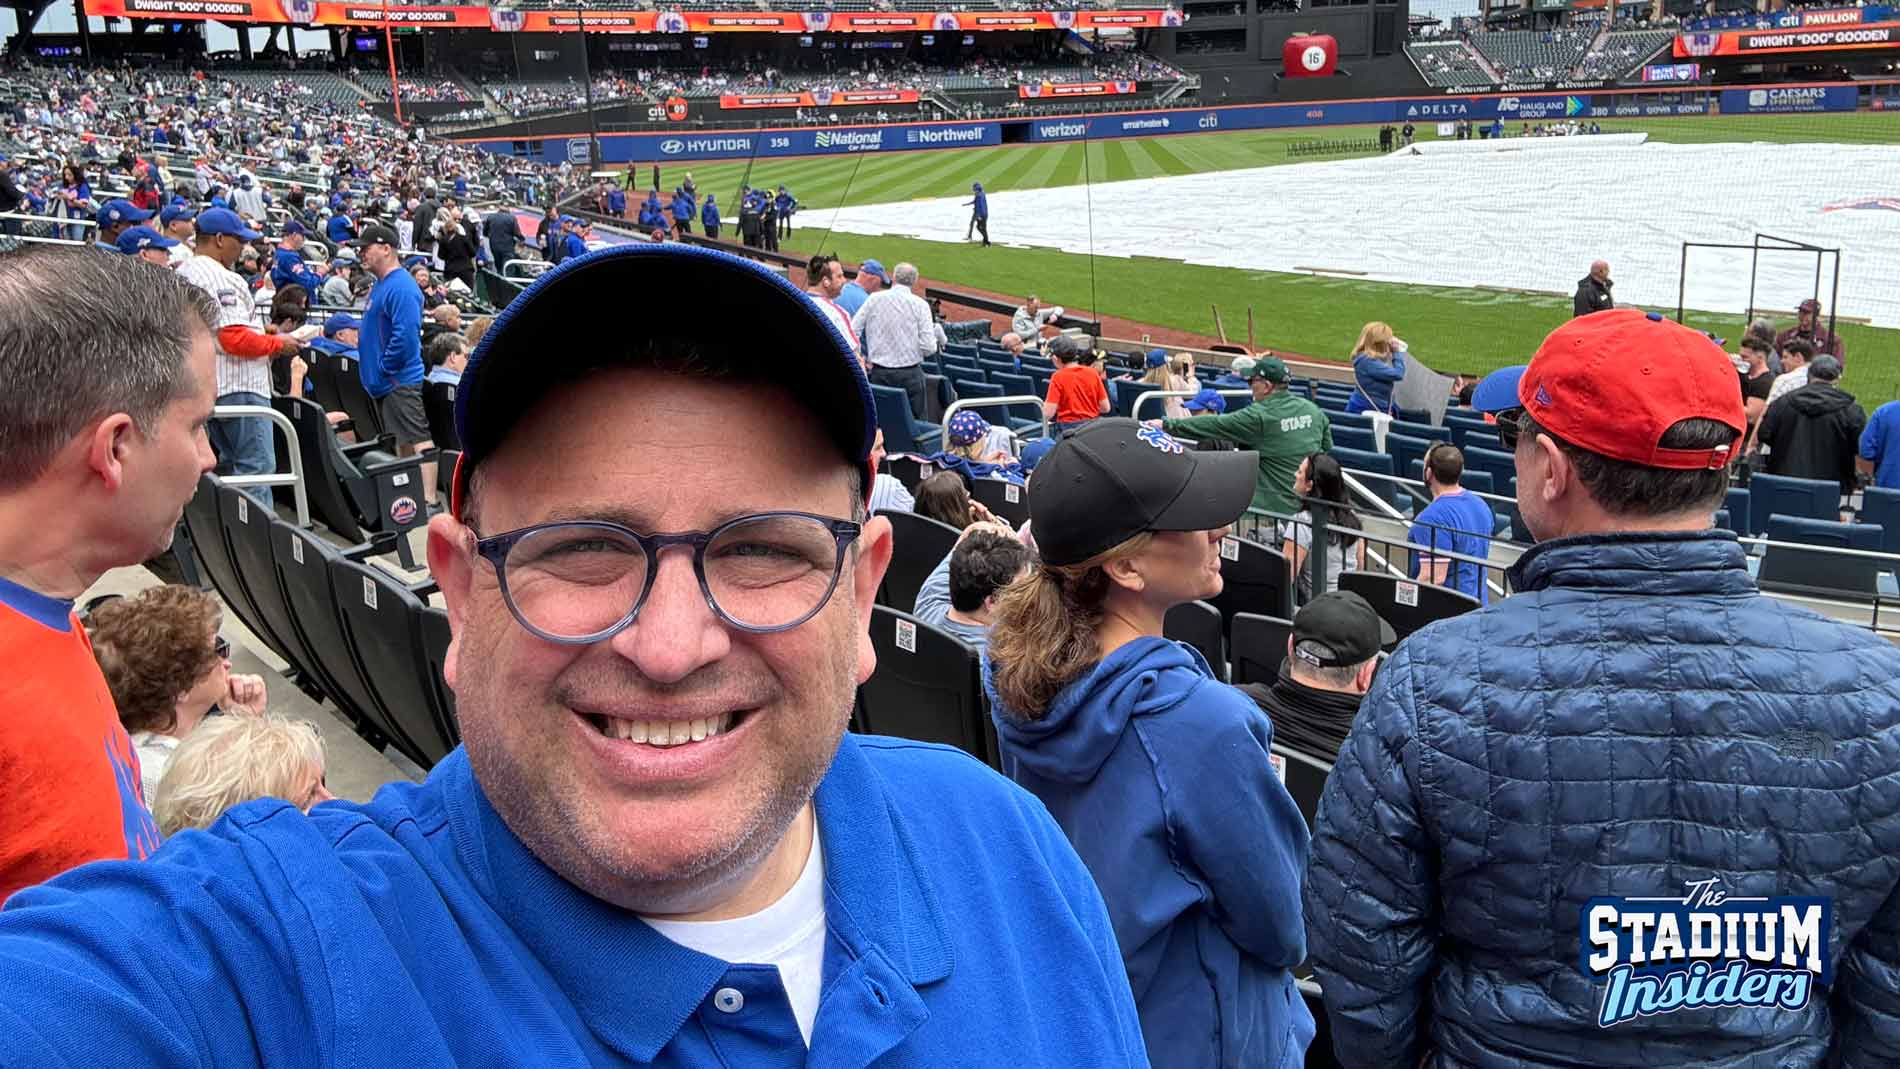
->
[1515,309,1745,470]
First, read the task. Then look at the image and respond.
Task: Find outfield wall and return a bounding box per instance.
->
[469,81,1882,164]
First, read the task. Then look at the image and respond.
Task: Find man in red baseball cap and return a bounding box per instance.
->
[1302,308,1900,1068]
[1775,297,1844,367]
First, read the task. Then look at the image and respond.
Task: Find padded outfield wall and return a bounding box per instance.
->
[464,82,1873,165]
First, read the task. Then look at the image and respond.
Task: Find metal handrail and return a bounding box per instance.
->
[1130,386,1251,421]
[940,395,1050,443]
[210,404,309,527]
[1,211,96,230]
[503,257,552,279]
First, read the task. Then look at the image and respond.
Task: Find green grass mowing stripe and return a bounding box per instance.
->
[990,143,1056,192]
[838,153,955,205]
[1046,143,1088,189]
[1100,138,1136,183]
[1135,136,1197,177]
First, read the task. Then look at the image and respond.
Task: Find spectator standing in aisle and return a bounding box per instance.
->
[176,208,302,505]
[1758,354,1864,496]
[1157,356,1332,541]
[803,253,860,364]
[1735,335,1777,454]
[1236,590,1392,762]
[353,223,436,506]
[0,244,1150,1067]
[160,203,197,265]
[1572,259,1614,317]
[0,248,215,900]
[852,261,937,418]
[1305,308,1900,1069]
[965,182,990,246]
[1763,337,1813,416]
[1041,335,1110,435]
[835,258,884,317]
[483,206,520,269]
[986,418,1313,1069]
[1346,322,1408,415]
[1405,443,1492,603]
[1776,297,1844,364]
[270,220,323,294]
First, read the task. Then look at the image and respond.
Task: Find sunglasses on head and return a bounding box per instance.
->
[214,635,231,660]
[1494,408,1525,452]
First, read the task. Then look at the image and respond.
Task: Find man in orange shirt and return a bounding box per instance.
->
[1042,335,1110,436]
[0,247,220,901]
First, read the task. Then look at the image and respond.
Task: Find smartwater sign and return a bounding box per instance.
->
[512,121,1001,162]
[1720,85,1857,113]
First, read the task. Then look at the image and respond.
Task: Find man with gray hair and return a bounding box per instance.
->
[851,260,937,419]
[0,247,220,899]
[1239,590,1393,761]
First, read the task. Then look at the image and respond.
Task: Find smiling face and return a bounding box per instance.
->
[428,369,890,916]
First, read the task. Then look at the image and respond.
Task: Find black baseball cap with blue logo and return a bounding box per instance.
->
[1027,418,1258,566]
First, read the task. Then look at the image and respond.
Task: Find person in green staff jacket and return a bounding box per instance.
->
[1151,355,1331,541]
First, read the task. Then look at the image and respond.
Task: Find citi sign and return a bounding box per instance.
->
[658,137,752,155]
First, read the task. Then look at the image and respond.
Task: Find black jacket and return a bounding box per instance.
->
[1760,381,1866,492]
[0,168,19,214]
[437,224,477,280]
[1238,668,1364,762]
[483,210,520,265]
[1572,274,1613,317]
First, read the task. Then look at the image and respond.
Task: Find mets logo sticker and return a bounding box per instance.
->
[1581,878,1831,1027]
[389,496,420,525]
[1136,425,1185,455]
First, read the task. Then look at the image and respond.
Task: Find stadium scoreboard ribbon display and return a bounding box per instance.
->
[721,90,921,110]
[80,0,1182,30]
[1675,19,1900,57]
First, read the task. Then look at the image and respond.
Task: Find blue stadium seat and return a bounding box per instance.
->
[1463,446,1517,495]
[1757,515,1884,601]
[989,372,1044,430]
[1748,473,1841,537]
[872,385,942,454]
[1461,430,1504,454]
[1330,426,1377,452]
[1386,434,1436,490]
[1712,509,1732,533]
[944,342,978,359]
[1858,487,1900,555]
[1322,410,1373,431]
[1111,380,1144,421]
[1724,486,1752,535]
[1390,420,1450,445]
[948,368,989,394]
[1395,407,1432,426]
[941,353,980,371]
[1443,415,1492,450]
[978,360,1018,380]
[1329,447,1397,507]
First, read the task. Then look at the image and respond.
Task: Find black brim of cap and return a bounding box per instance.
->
[1150,447,1258,534]
[455,243,871,490]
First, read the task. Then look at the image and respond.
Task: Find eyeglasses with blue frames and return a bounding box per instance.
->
[473,511,864,644]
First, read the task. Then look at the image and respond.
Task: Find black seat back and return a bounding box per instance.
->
[270,522,388,744]
[1208,535,1294,626]
[1337,569,1480,642]
[969,477,1030,528]
[217,482,315,676]
[1273,742,1334,832]
[307,350,347,416]
[423,380,461,451]
[327,557,456,768]
[331,354,387,439]
[418,606,462,759]
[274,395,368,542]
[1162,599,1225,679]
[185,475,247,609]
[1228,612,1294,686]
[877,508,962,612]
[856,605,996,768]
[886,455,935,493]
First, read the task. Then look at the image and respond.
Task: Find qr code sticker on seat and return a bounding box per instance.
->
[895,619,917,653]
[1396,581,1419,607]
[1220,537,1240,562]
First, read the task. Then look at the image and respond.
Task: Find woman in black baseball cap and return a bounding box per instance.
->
[983,417,1314,1069]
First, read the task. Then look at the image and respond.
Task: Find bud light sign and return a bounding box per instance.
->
[1721,85,1856,113]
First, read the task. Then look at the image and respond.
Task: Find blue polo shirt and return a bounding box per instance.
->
[1861,401,1900,490]
[0,738,1148,1067]
[357,267,424,399]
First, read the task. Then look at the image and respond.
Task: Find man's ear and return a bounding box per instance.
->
[1355,657,1379,695]
[1534,433,1570,507]
[426,513,476,689]
[85,414,137,492]
[853,514,894,686]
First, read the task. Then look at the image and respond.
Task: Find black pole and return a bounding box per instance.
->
[74,0,92,65]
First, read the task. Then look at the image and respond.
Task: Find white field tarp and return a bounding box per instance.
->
[825,135,1898,328]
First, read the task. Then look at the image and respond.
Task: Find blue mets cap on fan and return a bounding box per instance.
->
[450,244,874,517]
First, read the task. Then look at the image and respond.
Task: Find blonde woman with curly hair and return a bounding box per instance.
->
[151,714,334,837]
[983,419,1313,1069]
[1346,320,1409,415]
[87,585,268,803]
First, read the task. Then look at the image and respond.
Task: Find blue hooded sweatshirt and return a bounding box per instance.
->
[671,190,694,222]
[701,196,720,230]
[988,637,1314,1069]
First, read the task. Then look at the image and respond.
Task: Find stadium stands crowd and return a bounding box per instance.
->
[3,29,1900,1069]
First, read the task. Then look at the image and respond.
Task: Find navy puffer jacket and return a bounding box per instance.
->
[1304,532,1900,1068]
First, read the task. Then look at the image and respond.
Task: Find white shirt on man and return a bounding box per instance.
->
[851,283,936,370]
[176,253,270,397]
[641,828,828,1046]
